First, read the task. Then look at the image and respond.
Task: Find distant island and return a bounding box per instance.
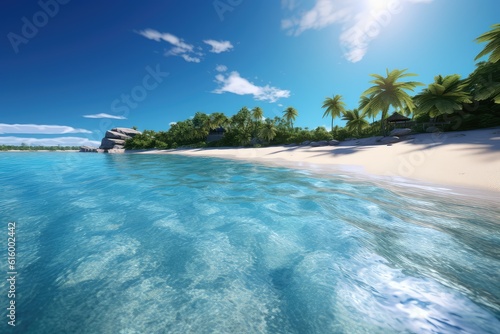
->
[0,145,80,151]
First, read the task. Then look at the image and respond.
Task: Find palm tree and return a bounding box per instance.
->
[211,112,229,129]
[322,94,346,132]
[475,23,500,64]
[283,107,298,129]
[358,95,377,123]
[251,107,264,122]
[251,107,264,137]
[466,61,500,103]
[342,109,370,137]
[259,122,277,142]
[361,68,423,134]
[414,74,472,118]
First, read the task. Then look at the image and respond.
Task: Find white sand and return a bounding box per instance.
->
[136,128,500,193]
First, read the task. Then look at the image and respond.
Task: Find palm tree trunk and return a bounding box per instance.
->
[381,108,389,135]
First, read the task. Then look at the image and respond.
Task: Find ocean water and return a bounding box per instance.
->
[0,152,499,334]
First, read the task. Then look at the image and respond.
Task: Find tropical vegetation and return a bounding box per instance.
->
[123,24,500,150]
[322,95,346,132]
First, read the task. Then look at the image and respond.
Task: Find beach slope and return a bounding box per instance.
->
[137,128,500,193]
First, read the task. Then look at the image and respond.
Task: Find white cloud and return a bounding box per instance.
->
[181,54,201,63]
[216,65,228,72]
[213,71,291,103]
[138,29,201,63]
[169,122,177,127]
[138,29,194,53]
[0,124,92,134]
[138,29,234,62]
[282,0,434,62]
[203,40,234,53]
[0,136,100,147]
[83,113,127,120]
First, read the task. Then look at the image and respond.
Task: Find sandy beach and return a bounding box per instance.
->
[136,128,500,194]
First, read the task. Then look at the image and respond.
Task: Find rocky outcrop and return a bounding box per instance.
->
[114,128,141,137]
[105,130,132,140]
[100,138,126,149]
[378,136,400,145]
[99,127,141,152]
[79,146,97,152]
[310,140,329,147]
[300,140,339,147]
[390,128,412,136]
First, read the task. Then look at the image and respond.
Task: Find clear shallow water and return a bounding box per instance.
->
[0,152,499,334]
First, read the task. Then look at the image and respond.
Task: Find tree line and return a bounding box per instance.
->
[125,24,500,150]
[0,145,80,151]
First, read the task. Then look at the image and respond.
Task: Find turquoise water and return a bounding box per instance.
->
[0,152,499,333]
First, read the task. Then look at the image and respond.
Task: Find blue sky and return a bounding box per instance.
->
[0,0,498,146]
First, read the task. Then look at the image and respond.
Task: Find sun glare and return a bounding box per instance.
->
[367,0,395,11]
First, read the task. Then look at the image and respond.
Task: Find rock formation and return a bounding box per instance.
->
[310,140,329,147]
[378,136,400,145]
[389,128,412,136]
[79,146,97,152]
[99,127,141,152]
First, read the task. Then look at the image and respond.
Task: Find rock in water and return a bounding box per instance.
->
[98,127,141,151]
[79,146,97,152]
[100,138,125,149]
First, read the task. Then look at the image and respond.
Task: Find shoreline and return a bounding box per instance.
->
[133,128,500,195]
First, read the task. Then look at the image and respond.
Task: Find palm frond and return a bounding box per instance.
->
[475,24,500,63]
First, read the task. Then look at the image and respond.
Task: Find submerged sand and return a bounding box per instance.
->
[135,128,500,193]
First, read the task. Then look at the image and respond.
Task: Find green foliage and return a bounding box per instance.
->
[322,94,346,130]
[413,112,431,123]
[362,69,423,131]
[466,61,500,103]
[413,74,472,118]
[251,107,264,122]
[311,126,333,141]
[282,107,298,129]
[475,23,500,64]
[226,107,253,146]
[259,122,277,143]
[330,126,352,141]
[342,109,370,136]
[359,96,378,122]
[124,130,160,149]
